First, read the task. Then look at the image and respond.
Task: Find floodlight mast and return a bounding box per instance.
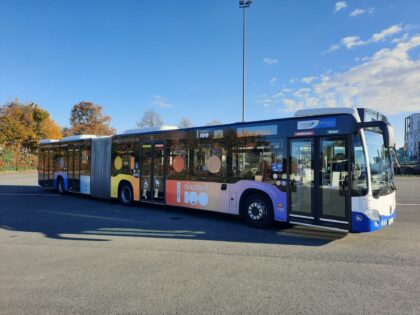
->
[239,0,252,122]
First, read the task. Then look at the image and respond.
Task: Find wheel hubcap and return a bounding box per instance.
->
[248,201,265,220]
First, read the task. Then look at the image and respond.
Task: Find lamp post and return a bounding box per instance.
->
[239,0,252,122]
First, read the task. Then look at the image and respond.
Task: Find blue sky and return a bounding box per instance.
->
[1,0,420,146]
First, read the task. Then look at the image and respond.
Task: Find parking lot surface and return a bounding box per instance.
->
[1,172,419,314]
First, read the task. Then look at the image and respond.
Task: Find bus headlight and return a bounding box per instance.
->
[365,209,381,222]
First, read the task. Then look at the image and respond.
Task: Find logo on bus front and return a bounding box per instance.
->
[355,214,363,222]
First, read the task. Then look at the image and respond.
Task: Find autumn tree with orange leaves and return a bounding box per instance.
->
[65,101,115,136]
[0,100,62,170]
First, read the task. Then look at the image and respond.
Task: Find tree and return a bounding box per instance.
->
[68,101,115,136]
[178,116,192,128]
[0,99,62,170]
[0,100,62,150]
[136,110,163,128]
[206,119,222,126]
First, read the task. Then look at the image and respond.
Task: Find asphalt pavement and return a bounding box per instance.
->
[1,171,419,314]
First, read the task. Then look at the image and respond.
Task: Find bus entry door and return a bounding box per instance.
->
[288,137,350,231]
[140,143,165,203]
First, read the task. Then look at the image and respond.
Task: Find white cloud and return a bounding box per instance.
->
[256,98,272,107]
[341,36,366,49]
[372,24,402,42]
[279,35,420,114]
[404,24,418,31]
[322,44,340,55]
[392,33,409,43]
[270,77,277,84]
[349,8,365,17]
[325,24,403,53]
[263,57,278,65]
[272,92,283,99]
[354,56,369,63]
[334,1,347,13]
[152,95,174,108]
[350,7,375,17]
[301,76,317,84]
[282,98,303,112]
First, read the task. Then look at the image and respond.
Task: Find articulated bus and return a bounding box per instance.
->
[38,135,112,198]
[38,108,396,232]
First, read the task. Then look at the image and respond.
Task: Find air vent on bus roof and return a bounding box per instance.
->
[121,125,178,135]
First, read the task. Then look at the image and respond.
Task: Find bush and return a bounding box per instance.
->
[0,147,37,172]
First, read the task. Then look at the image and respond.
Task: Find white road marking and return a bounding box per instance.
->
[397,203,420,206]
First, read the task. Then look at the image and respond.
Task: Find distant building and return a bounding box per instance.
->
[404,113,420,161]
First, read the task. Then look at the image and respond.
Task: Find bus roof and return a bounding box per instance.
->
[40,107,370,143]
[121,125,178,135]
[39,135,99,145]
[112,107,363,137]
[295,108,361,122]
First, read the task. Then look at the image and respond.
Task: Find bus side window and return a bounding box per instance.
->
[192,142,227,178]
[168,141,189,179]
[54,148,66,172]
[81,148,90,176]
[232,141,284,182]
[112,139,139,176]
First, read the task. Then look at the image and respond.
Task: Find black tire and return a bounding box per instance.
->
[242,193,274,228]
[119,182,134,206]
[57,177,66,195]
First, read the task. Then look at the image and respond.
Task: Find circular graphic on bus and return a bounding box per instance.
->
[173,156,185,173]
[189,191,198,205]
[198,192,208,206]
[114,156,123,170]
[207,155,221,174]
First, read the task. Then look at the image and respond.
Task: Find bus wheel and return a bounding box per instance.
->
[243,193,274,228]
[119,183,134,206]
[57,178,66,195]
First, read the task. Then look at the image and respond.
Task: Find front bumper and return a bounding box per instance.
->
[352,210,396,232]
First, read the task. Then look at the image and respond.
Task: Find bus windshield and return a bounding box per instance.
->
[364,129,395,196]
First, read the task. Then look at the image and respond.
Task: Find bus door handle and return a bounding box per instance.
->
[221,184,227,191]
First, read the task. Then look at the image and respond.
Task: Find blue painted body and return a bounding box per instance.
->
[352,210,397,232]
[53,172,69,191]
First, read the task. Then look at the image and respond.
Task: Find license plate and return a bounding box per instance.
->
[381,220,388,227]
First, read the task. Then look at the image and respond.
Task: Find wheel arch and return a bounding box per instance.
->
[118,180,133,195]
[239,188,273,217]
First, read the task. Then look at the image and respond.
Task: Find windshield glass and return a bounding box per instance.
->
[364,130,394,195]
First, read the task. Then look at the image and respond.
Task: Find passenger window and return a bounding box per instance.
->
[80,148,90,176]
[112,139,140,176]
[232,141,284,182]
[168,142,189,179]
[192,143,226,178]
[54,148,66,172]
